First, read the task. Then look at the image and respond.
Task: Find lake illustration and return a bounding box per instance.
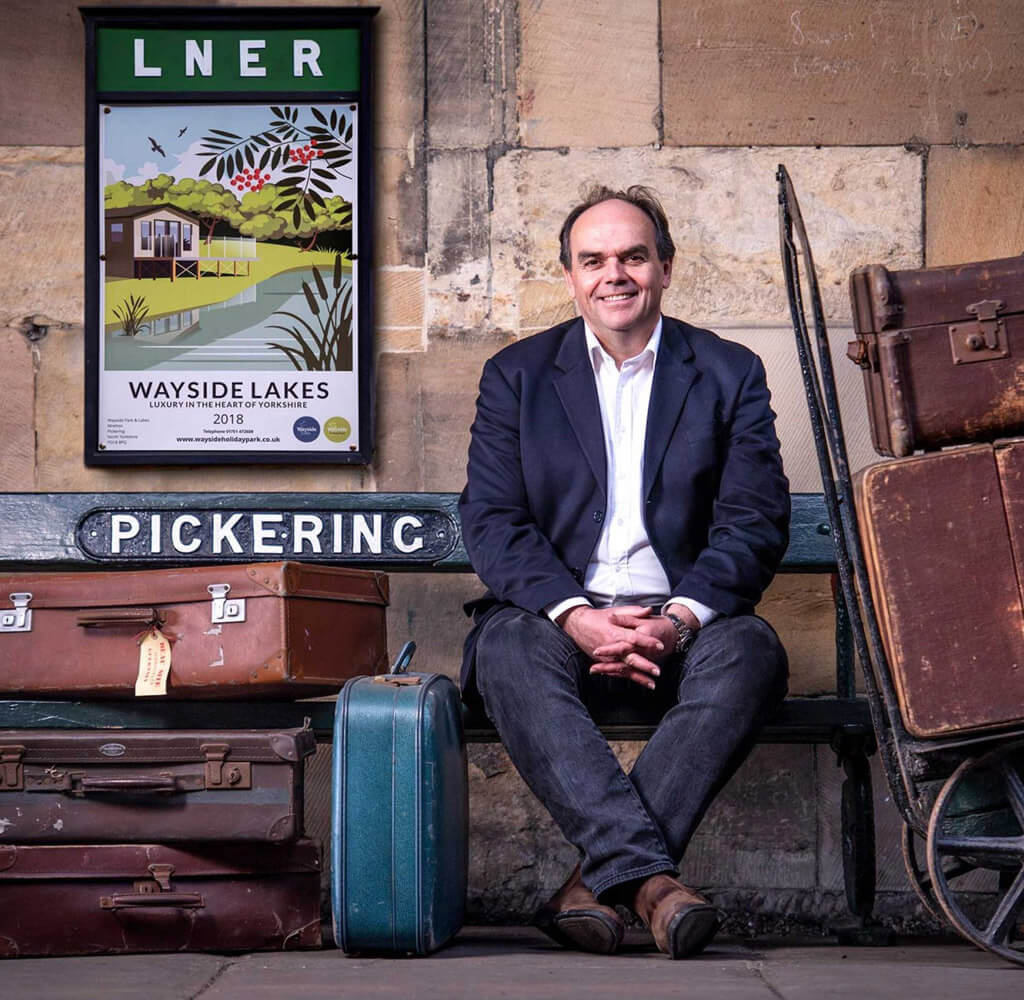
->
[104,267,354,371]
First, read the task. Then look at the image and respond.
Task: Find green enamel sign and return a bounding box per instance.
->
[96,28,361,93]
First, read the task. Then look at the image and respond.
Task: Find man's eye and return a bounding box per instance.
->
[626,254,646,264]
[581,259,601,269]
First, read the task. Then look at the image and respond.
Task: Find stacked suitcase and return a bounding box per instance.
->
[0,561,390,957]
[847,257,1024,737]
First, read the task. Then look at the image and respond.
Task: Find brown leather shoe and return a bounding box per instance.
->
[534,866,625,955]
[632,873,721,959]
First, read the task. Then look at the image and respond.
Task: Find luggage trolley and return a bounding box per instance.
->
[777,164,1024,965]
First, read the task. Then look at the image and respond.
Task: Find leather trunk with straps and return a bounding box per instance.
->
[0,561,389,698]
[0,840,321,956]
[848,256,1024,456]
[0,725,315,842]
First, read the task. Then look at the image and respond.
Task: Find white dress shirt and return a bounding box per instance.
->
[545,318,718,627]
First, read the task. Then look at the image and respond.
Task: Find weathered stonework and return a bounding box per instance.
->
[0,148,85,329]
[517,0,659,149]
[490,146,922,337]
[926,145,1024,264]
[0,327,36,490]
[663,1,1024,146]
[426,0,518,150]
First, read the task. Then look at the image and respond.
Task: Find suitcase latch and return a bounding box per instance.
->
[147,863,175,891]
[0,746,24,791]
[201,744,251,789]
[208,584,246,624]
[0,593,32,633]
[950,299,1009,365]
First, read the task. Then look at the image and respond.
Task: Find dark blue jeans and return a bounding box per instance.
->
[469,607,788,900]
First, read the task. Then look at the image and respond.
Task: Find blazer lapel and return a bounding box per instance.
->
[643,319,698,500]
[553,321,607,495]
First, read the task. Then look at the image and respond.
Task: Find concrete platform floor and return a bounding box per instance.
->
[1,927,1021,1000]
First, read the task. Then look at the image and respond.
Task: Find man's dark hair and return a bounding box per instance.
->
[558,184,676,269]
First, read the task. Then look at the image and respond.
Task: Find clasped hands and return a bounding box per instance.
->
[558,605,697,690]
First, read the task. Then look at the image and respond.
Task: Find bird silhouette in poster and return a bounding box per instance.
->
[148,136,166,157]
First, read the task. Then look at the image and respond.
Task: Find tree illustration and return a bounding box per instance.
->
[198,105,353,233]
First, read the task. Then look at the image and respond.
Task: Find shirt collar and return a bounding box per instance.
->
[584,318,662,375]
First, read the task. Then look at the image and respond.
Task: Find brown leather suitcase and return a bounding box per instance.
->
[0,561,388,698]
[0,840,321,956]
[848,256,1024,456]
[0,725,315,843]
[855,439,1024,737]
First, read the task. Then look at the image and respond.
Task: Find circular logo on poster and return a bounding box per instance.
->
[293,417,321,442]
[324,417,351,443]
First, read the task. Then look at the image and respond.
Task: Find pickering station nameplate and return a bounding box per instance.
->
[76,507,459,563]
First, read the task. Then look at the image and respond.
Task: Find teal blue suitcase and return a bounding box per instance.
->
[331,643,468,954]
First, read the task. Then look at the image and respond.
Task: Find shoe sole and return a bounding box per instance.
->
[535,909,624,955]
[665,906,721,959]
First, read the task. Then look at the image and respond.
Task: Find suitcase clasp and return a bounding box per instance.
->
[0,746,24,791]
[201,743,251,789]
[0,593,32,633]
[950,299,1009,365]
[208,584,246,624]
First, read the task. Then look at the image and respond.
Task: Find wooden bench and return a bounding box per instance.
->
[0,490,877,931]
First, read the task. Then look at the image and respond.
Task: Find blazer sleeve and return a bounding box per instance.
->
[667,351,790,616]
[458,357,588,615]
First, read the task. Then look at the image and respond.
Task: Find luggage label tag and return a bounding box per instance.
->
[135,624,172,697]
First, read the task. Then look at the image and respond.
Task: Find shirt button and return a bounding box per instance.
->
[593,510,604,523]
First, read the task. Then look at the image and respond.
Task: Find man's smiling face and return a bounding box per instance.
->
[562,198,673,353]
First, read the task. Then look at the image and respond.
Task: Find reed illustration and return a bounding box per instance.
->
[267,254,353,371]
[111,294,151,337]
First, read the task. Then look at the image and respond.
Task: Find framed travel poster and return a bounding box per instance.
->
[82,7,377,465]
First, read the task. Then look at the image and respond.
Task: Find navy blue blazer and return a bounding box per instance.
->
[458,315,790,688]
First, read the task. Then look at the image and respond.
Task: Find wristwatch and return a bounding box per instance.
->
[665,613,697,656]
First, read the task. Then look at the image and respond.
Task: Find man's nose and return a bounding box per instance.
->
[604,258,627,281]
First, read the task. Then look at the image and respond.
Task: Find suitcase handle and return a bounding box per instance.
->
[100,892,205,910]
[73,774,180,794]
[76,607,163,628]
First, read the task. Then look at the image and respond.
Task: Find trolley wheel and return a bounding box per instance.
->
[926,739,1024,965]
[901,822,950,924]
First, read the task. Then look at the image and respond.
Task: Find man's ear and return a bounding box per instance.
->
[661,257,673,289]
[563,266,577,298]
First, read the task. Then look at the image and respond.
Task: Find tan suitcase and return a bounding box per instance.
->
[0,561,388,699]
[855,440,1024,737]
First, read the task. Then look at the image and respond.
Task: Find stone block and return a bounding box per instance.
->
[0,327,36,490]
[426,0,517,149]
[367,0,426,153]
[518,0,659,148]
[759,574,838,697]
[663,1,1024,146]
[375,334,505,491]
[518,278,576,335]
[681,745,817,889]
[2,0,88,146]
[385,572,480,679]
[375,266,425,332]
[926,145,1024,264]
[491,147,922,339]
[376,149,425,268]
[427,148,490,277]
[0,148,85,328]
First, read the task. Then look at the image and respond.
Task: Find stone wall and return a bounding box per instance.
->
[2,0,1023,930]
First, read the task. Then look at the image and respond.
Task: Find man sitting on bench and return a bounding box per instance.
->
[458,184,791,959]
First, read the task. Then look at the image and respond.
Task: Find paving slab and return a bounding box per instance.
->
[0,928,1019,1000]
